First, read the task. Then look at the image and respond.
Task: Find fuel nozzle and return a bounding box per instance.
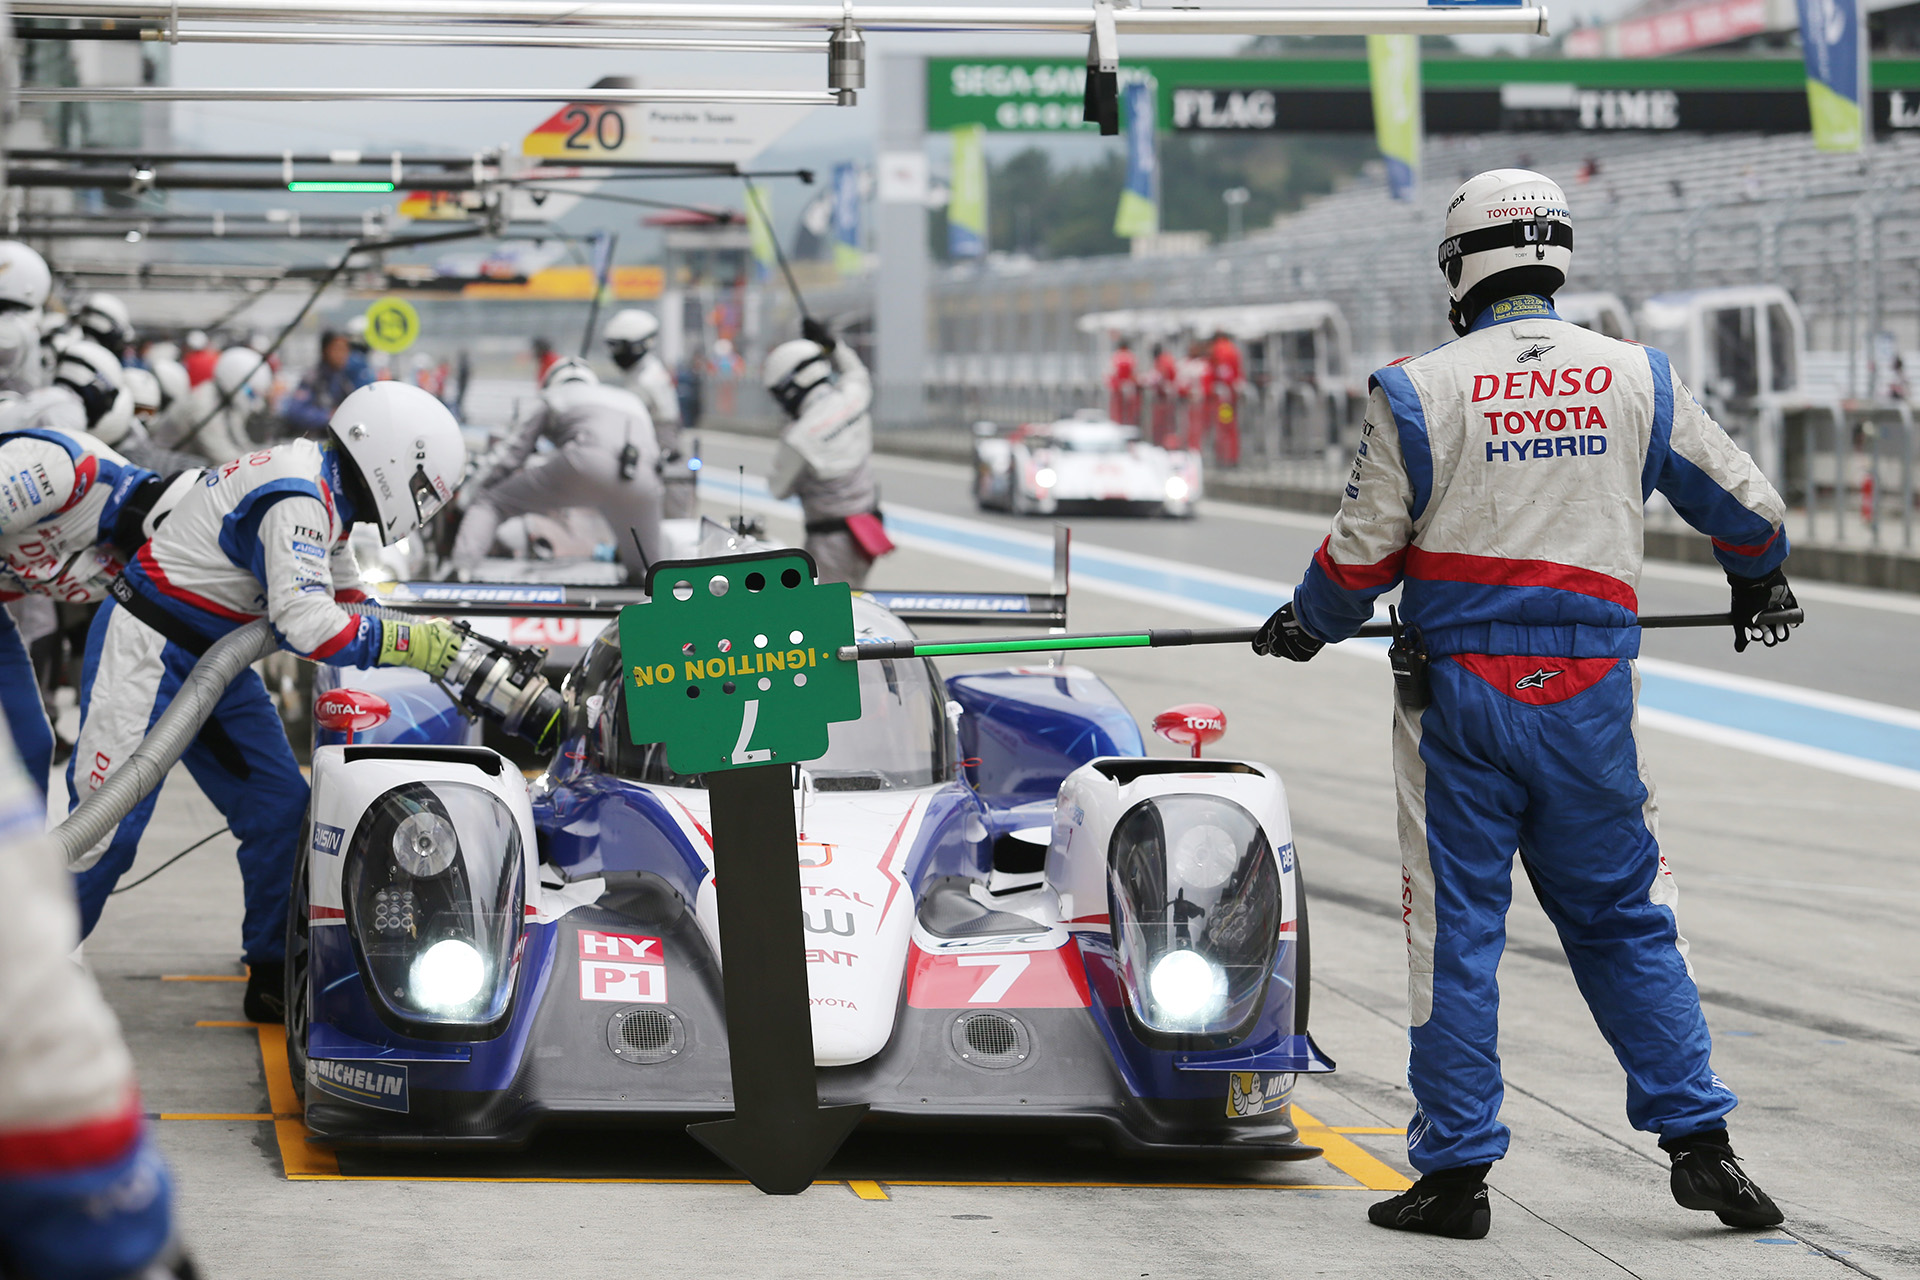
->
[828,9,864,106]
[440,624,564,753]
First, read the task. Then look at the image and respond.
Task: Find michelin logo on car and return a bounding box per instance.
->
[308,1059,410,1112]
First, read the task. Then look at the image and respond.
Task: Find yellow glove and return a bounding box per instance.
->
[377,619,462,677]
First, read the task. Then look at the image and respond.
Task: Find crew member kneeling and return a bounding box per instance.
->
[67,383,469,1024]
[1255,169,1795,1239]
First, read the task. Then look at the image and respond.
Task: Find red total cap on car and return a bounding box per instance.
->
[1151,703,1226,758]
[314,689,392,743]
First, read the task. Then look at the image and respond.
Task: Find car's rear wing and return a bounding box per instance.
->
[373,526,1072,631]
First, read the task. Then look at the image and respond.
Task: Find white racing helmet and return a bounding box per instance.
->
[763,339,832,418]
[122,365,164,419]
[1438,168,1573,332]
[212,346,272,401]
[327,381,467,545]
[75,293,135,350]
[541,356,597,390]
[52,340,134,443]
[140,468,207,542]
[184,330,210,352]
[149,357,190,412]
[0,242,52,313]
[603,309,660,369]
[0,312,42,387]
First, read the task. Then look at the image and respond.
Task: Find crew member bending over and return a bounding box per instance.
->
[67,383,467,1024]
[452,358,663,582]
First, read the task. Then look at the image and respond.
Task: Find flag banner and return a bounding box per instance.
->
[831,162,863,274]
[1366,34,1422,201]
[1114,81,1160,239]
[1796,0,1865,151]
[745,184,777,279]
[948,124,988,259]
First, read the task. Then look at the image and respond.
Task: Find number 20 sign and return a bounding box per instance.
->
[618,550,861,774]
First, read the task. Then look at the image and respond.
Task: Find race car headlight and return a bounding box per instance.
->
[344,781,525,1035]
[1033,467,1057,489]
[1108,794,1280,1042]
[1165,475,1190,502]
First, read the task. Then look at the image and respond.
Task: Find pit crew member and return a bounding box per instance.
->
[66,383,467,1024]
[1254,169,1793,1239]
[450,357,663,581]
[603,309,694,518]
[763,319,891,588]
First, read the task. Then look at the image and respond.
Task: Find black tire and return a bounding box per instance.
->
[284,839,311,1103]
[1293,856,1312,1036]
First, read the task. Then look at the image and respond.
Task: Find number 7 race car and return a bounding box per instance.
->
[290,561,1330,1160]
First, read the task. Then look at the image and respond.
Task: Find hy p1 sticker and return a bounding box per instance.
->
[577,929,667,1004]
[1225,1071,1295,1120]
[308,1059,410,1112]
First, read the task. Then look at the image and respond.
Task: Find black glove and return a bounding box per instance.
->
[801,316,836,354]
[1728,567,1798,653]
[1252,602,1325,662]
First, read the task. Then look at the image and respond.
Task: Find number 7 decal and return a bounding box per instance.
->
[731,699,773,765]
[957,953,1030,1003]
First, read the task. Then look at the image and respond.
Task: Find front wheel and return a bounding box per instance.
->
[284,839,311,1103]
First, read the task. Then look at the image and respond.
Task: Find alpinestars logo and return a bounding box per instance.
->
[1515,667,1563,690]
[1396,1196,1439,1225]
[1516,343,1554,364]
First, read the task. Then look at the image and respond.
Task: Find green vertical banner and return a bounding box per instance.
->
[1366,34,1421,201]
[948,124,988,258]
[746,183,778,280]
[1113,81,1159,240]
[1795,0,1865,151]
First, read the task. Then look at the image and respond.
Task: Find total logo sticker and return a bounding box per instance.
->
[577,929,667,1004]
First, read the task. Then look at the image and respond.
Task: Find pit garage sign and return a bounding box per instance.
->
[618,550,860,774]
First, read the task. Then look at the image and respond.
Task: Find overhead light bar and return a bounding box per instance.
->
[287,180,394,192]
[17,86,843,103]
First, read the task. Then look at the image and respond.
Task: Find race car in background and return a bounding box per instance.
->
[290,550,1327,1160]
[974,413,1201,518]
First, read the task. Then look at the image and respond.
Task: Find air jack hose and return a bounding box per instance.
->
[54,602,413,870]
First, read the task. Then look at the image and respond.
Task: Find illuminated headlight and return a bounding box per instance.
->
[1165,475,1190,502]
[1034,467,1058,489]
[410,939,486,1013]
[1108,794,1281,1041]
[344,781,525,1032]
[1148,949,1227,1020]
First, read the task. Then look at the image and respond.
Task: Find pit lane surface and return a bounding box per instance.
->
[91,437,1919,1277]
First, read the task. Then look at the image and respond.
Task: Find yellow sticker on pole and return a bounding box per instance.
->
[363,297,421,353]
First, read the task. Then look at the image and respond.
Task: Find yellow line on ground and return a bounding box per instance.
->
[1292,1107,1411,1193]
[164,975,246,982]
[156,1113,273,1121]
[254,1025,339,1177]
[847,1180,890,1200]
[1332,1127,1409,1136]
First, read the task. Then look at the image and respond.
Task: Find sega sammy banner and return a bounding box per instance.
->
[1113,82,1160,240]
[948,125,988,259]
[1795,0,1867,151]
[1367,34,1422,201]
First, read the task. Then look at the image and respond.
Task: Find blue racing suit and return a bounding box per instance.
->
[67,439,384,964]
[1290,295,1788,1174]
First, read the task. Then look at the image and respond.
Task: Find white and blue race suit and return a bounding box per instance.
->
[1290,294,1789,1175]
[67,439,384,965]
[0,425,157,795]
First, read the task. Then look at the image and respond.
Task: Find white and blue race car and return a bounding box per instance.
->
[289,570,1326,1159]
[975,414,1201,519]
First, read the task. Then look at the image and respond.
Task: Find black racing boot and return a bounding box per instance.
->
[1663,1127,1783,1228]
[1367,1164,1492,1240]
[243,961,286,1024]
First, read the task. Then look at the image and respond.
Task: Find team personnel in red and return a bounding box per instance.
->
[1106,338,1140,427]
[1255,169,1793,1239]
[1150,342,1179,447]
[1202,329,1243,465]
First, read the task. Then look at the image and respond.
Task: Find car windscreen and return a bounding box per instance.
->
[564,622,950,792]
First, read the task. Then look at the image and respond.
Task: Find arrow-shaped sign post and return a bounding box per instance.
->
[619,549,865,1195]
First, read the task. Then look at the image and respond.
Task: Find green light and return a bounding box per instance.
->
[286,181,396,193]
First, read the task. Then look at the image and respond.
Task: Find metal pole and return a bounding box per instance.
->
[579,230,618,358]
[129,27,824,50]
[10,0,1552,35]
[19,86,841,103]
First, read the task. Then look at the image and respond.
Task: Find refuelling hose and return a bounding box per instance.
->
[54,601,411,870]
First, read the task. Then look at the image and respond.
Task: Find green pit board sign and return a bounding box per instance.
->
[619,550,861,774]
